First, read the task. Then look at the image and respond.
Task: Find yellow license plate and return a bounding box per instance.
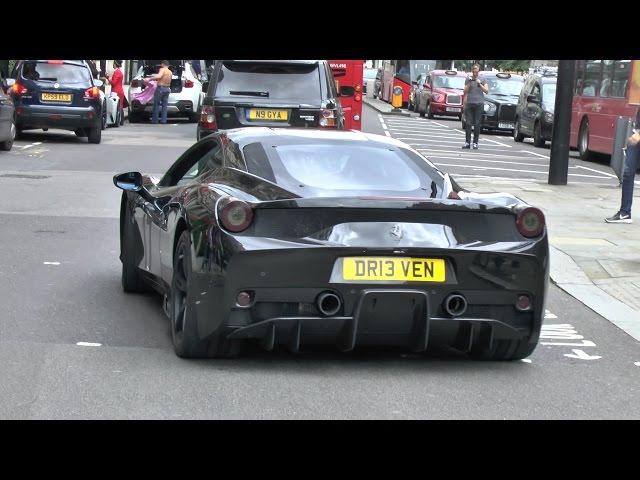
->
[248,109,288,121]
[41,93,72,102]
[343,257,446,282]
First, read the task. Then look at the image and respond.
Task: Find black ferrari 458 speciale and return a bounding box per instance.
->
[114,128,548,360]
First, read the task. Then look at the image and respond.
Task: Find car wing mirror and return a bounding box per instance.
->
[114,172,143,191]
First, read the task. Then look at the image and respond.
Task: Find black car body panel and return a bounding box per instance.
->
[116,128,549,357]
[197,60,344,140]
[515,72,557,142]
[8,60,103,133]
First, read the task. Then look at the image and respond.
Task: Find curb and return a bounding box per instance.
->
[549,246,640,342]
[363,98,411,117]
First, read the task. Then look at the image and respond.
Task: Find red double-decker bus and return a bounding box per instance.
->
[380,60,436,107]
[329,60,363,130]
[571,60,640,160]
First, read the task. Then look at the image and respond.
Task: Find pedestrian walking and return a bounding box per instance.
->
[462,63,488,150]
[605,109,640,223]
[104,60,128,110]
[146,60,172,124]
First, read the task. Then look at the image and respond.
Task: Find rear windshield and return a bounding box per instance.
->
[215,61,321,102]
[20,61,92,86]
[242,142,444,198]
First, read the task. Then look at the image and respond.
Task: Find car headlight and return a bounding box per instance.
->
[483,102,497,115]
[544,111,554,122]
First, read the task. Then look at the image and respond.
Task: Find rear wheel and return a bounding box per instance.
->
[578,119,592,161]
[101,100,107,130]
[87,125,102,144]
[427,103,434,119]
[469,338,537,361]
[0,119,15,151]
[171,231,244,359]
[128,109,140,123]
[513,118,525,142]
[533,120,545,147]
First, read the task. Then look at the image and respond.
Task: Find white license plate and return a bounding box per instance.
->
[499,122,514,129]
[446,107,461,112]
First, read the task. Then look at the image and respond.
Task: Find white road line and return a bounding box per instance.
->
[576,164,618,179]
[410,143,516,150]
[388,131,464,139]
[398,138,468,144]
[76,342,102,347]
[384,131,390,136]
[482,138,513,148]
[430,120,453,128]
[520,359,532,363]
[635,362,640,367]
[451,173,615,185]
[428,157,567,167]
[454,129,466,134]
[43,261,61,265]
[523,150,549,158]
[416,149,548,159]
[413,146,516,153]
[433,163,611,178]
[385,120,448,128]
[22,142,43,150]
[382,124,388,130]
[387,125,458,133]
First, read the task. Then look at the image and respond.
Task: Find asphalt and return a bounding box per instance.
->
[0,111,639,419]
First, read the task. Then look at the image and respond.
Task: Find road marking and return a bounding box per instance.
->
[454,129,465,134]
[430,157,567,167]
[545,311,558,319]
[398,138,468,144]
[382,124,388,130]
[451,174,615,186]
[482,137,513,148]
[635,362,640,367]
[564,349,602,360]
[430,121,452,128]
[433,163,611,178]
[414,146,517,154]
[522,150,549,158]
[520,359,532,363]
[423,152,551,160]
[540,324,598,348]
[22,142,43,150]
[76,342,102,347]
[43,261,61,265]
[576,164,619,179]
[388,131,464,139]
[384,131,390,136]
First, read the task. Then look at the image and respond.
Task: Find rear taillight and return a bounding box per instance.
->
[47,60,64,64]
[355,84,361,92]
[320,109,336,127]
[354,93,362,102]
[184,79,194,88]
[218,198,253,233]
[10,83,27,95]
[516,207,545,238]
[199,105,217,130]
[85,86,100,98]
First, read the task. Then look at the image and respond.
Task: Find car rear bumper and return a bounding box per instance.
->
[130,100,195,115]
[15,104,100,129]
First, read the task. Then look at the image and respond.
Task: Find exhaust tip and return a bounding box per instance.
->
[317,292,341,317]
[444,293,467,317]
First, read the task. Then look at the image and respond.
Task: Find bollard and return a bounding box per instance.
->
[392,85,403,111]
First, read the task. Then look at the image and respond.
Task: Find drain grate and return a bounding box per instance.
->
[0,174,51,179]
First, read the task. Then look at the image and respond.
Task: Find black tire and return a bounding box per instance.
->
[15,128,25,140]
[128,109,140,123]
[119,105,125,126]
[189,110,200,123]
[87,125,101,144]
[533,120,545,147]
[427,103,434,119]
[101,100,107,130]
[0,118,15,151]
[513,118,525,142]
[578,119,592,161]
[469,338,537,361]
[170,231,243,359]
[74,128,87,138]
[121,197,149,293]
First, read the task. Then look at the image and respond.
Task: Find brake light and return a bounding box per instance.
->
[184,79,194,88]
[199,105,217,130]
[516,207,545,238]
[47,60,64,64]
[218,198,253,233]
[85,86,100,98]
[319,109,336,127]
[354,94,362,102]
[355,84,361,92]
[10,83,27,95]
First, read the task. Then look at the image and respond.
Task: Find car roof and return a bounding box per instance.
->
[222,127,413,149]
[430,69,467,76]
[480,71,524,80]
[218,60,321,65]
[28,60,87,67]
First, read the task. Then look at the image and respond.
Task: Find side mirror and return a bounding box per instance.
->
[94,79,104,88]
[412,81,417,86]
[527,94,540,103]
[113,172,142,191]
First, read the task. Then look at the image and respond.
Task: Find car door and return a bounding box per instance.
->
[523,82,541,134]
[419,74,431,110]
[151,136,225,278]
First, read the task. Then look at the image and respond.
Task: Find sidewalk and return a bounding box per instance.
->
[363,96,411,116]
[464,175,640,341]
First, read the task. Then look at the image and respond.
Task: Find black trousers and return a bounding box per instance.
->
[465,103,483,144]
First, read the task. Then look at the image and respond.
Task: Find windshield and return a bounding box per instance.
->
[542,83,557,107]
[243,142,444,198]
[216,61,321,102]
[21,61,92,86]
[486,77,524,96]
[432,75,466,89]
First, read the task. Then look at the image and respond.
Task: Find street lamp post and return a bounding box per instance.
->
[548,60,576,185]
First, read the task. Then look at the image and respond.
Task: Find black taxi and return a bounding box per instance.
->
[463,72,524,133]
